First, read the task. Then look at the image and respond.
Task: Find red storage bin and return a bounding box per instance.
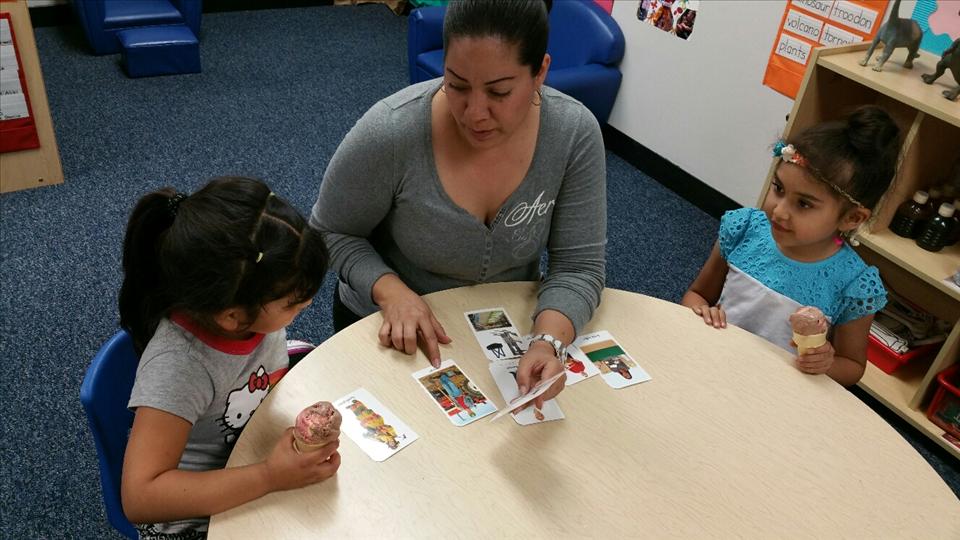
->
[926,364,960,439]
[866,334,939,374]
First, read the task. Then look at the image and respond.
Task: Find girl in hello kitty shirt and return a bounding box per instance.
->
[119,177,338,540]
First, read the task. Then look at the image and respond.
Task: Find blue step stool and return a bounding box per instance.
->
[117,25,200,78]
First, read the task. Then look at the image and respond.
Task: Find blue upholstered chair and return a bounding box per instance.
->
[407,0,625,124]
[80,330,139,539]
[71,0,202,55]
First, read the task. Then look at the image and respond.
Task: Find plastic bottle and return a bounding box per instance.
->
[916,203,957,252]
[889,190,932,238]
[948,199,960,246]
[928,187,944,209]
[942,184,957,205]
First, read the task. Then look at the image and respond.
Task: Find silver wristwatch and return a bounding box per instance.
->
[529,333,567,360]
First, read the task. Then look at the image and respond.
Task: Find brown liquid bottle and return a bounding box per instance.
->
[889,190,932,239]
[928,187,944,209]
[948,199,960,246]
[916,203,957,252]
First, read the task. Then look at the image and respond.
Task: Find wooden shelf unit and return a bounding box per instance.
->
[760,43,960,459]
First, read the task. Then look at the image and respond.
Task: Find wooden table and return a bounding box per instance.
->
[209,282,960,538]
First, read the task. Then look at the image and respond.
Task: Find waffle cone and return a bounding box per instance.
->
[793,331,827,355]
[293,434,338,454]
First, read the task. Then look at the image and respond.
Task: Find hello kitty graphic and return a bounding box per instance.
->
[219,366,271,444]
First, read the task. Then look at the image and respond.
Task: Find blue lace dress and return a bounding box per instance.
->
[716,208,886,352]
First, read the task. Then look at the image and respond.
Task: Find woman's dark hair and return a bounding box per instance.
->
[119,176,328,353]
[443,0,551,76]
[787,105,901,210]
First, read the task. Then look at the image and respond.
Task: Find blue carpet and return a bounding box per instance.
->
[0,5,956,539]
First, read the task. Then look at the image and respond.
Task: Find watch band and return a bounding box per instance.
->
[530,333,567,360]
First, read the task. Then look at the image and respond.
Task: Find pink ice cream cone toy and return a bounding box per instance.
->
[789,306,828,355]
[293,401,342,453]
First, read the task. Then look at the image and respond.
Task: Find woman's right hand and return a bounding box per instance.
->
[691,304,726,328]
[373,274,451,367]
[263,428,341,493]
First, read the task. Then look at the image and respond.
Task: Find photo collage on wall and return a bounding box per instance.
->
[636,0,699,40]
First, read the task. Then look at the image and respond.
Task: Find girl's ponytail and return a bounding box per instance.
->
[119,188,179,353]
[844,105,900,209]
[119,177,329,355]
[845,105,900,157]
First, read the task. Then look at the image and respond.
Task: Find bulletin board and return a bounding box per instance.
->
[0,0,63,193]
[763,0,890,99]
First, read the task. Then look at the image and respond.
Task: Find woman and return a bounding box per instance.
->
[310,0,606,407]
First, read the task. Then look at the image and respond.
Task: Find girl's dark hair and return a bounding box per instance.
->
[443,0,551,76]
[787,105,901,210]
[119,176,328,353]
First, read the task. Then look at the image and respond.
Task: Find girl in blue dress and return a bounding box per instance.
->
[681,106,901,386]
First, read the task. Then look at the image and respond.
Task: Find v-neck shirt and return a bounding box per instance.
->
[310,79,607,332]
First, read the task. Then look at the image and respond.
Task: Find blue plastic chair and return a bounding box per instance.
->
[407,0,625,124]
[80,330,140,539]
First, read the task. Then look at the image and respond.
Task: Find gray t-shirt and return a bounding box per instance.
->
[128,315,289,536]
[310,80,606,332]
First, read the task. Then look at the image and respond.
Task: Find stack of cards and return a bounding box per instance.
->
[489,360,565,425]
[465,307,569,425]
[411,360,497,426]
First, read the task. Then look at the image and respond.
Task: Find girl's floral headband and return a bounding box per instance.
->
[773,140,863,207]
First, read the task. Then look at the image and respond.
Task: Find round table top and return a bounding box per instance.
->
[209,282,960,539]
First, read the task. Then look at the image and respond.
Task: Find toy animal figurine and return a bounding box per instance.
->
[921,38,960,101]
[859,0,923,72]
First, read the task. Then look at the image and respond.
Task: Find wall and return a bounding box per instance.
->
[607,0,920,207]
[608,0,795,207]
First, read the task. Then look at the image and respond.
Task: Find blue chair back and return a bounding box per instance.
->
[407,0,625,123]
[546,0,625,70]
[80,330,140,539]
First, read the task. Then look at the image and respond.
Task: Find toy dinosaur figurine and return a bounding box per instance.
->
[921,38,960,101]
[859,0,922,72]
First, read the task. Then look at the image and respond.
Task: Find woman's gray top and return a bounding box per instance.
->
[310,80,606,333]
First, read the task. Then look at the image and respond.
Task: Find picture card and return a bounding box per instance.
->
[489,370,565,423]
[572,331,651,389]
[561,348,600,386]
[411,359,497,426]
[333,387,418,462]
[489,359,564,425]
[518,333,598,386]
[464,307,527,362]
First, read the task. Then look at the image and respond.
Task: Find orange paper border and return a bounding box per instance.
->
[763,0,890,99]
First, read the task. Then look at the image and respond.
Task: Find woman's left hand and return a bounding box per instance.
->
[794,341,835,374]
[514,341,567,411]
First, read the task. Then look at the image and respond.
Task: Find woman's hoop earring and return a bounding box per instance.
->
[532,88,542,106]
